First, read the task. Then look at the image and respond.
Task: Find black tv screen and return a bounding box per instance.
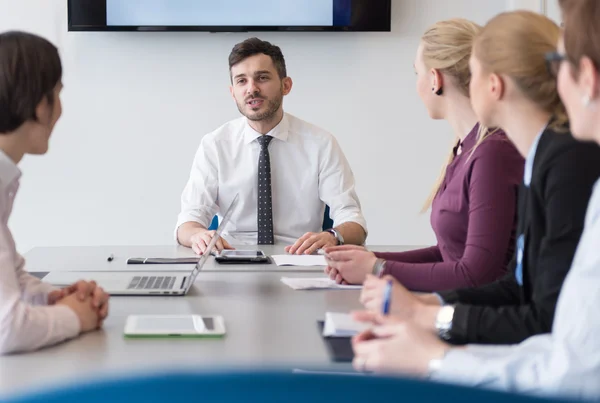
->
[68,0,391,32]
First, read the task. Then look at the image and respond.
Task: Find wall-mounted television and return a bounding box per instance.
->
[68,0,391,32]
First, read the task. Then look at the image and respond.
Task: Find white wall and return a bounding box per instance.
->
[1,0,509,252]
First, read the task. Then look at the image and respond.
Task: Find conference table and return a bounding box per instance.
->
[0,245,421,398]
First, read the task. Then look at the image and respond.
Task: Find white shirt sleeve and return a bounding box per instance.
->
[175,136,220,240]
[14,253,57,305]
[318,136,367,232]
[0,244,80,355]
[431,184,600,401]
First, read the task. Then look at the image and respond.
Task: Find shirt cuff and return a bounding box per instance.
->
[52,305,82,338]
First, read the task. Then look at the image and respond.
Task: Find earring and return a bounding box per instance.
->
[435,88,444,96]
[582,94,591,107]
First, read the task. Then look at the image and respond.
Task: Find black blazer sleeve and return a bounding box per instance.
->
[439,257,520,307]
[443,140,600,345]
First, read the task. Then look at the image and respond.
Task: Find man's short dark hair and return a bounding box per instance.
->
[228,37,287,80]
[0,31,62,134]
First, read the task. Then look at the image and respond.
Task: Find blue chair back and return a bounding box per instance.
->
[7,370,574,403]
[209,205,334,231]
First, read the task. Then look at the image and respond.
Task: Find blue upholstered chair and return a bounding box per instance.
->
[6,370,574,403]
[209,205,334,231]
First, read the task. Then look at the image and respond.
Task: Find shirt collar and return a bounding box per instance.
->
[524,124,548,186]
[243,113,290,144]
[0,149,21,188]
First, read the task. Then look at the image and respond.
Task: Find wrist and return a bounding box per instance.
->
[427,344,452,378]
[415,304,441,332]
[324,228,344,245]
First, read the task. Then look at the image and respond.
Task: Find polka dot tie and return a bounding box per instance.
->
[257,135,274,245]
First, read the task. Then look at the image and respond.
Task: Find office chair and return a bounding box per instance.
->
[7,370,574,403]
[209,205,334,231]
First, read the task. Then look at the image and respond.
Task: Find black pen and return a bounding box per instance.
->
[107,253,114,262]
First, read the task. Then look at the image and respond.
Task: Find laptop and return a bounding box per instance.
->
[43,194,239,296]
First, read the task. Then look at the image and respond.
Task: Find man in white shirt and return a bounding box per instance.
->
[176,38,367,254]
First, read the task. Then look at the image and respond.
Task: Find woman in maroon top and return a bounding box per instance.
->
[324,19,524,292]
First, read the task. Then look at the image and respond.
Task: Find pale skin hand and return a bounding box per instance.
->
[356,275,441,331]
[352,321,451,375]
[360,275,442,314]
[56,293,100,333]
[285,232,337,255]
[189,229,234,255]
[48,280,110,328]
[285,222,367,255]
[177,222,235,255]
[323,245,376,285]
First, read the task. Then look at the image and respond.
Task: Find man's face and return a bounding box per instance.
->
[230,54,290,121]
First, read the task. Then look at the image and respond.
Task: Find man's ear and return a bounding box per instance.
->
[282,77,293,96]
[229,85,235,101]
[34,95,50,124]
[579,56,600,102]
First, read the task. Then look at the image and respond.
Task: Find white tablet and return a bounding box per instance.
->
[124,314,226,338]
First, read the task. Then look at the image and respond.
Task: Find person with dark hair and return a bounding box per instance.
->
[176,37,367,255]
[347,2,600,399]
[0,31,109,354]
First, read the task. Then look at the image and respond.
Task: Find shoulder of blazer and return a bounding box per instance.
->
[533,127,600,181]
[534,127,600,168]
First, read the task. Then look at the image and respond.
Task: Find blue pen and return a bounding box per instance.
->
[382,279,393,315]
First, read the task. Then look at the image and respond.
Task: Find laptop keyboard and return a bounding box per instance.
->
[127,276,177,290]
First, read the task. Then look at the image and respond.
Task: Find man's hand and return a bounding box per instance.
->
[48,280,96,305]
[323,245,376,285]
[352,321,451,376]
[285,231,337,255]
[49,280,110,328]
[189,229,234,255]
[57,293,100,333]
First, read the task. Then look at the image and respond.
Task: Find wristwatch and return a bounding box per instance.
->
[435,305,455,341]
[372,258,386,276]
[325,228,344,245]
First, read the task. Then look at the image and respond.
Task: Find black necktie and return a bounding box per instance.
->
[257,135,274,245]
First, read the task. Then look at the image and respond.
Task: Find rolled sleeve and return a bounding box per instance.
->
[175,136,220,240]
[318,136,367,233]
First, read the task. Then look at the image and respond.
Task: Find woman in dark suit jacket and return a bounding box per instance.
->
[351,11,600,346]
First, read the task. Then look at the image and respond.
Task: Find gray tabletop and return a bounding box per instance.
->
[23,244,425,273]
[0,245,426,398]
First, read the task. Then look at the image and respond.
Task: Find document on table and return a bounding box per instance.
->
[271,255,327,266]
[322,312,370,337]
[280,277,362,290]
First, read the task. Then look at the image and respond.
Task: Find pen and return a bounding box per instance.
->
[382,279,393,315]
[107,254,114,262]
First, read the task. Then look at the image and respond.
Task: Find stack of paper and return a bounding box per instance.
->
[271,255,327,266]
[280,277,362,290]
[322,312,370,337]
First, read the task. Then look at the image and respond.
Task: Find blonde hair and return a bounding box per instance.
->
[421,19,495,212]
[473,11,568,129]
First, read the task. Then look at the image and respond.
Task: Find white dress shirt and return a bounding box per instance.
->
[176,112,367,245]
[0,151,79,354]
[432,179,600,400]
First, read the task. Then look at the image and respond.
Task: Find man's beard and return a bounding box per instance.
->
[237,92,283,122]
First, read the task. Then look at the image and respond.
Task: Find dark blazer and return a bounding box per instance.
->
[439,127,600,345]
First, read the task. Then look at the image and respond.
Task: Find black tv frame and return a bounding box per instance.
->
[67,0,391,33]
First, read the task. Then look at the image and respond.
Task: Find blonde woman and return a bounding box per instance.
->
[325,19,523,291]
[351,9,600,395]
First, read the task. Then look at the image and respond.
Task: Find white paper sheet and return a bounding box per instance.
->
[280,277,362,290]
[271,255,327,266]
